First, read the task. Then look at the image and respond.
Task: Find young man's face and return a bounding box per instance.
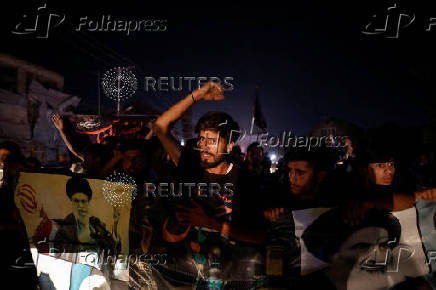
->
[369,162,395,186]
[197,129,231,169]
[287,161,317,195]
[71,192,90,220]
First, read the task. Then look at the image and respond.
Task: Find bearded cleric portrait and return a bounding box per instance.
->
[291,207,430,290]
[14,173,131,260]
[53,176,119,253]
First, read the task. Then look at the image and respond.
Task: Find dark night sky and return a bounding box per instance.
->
[1,1,436,136]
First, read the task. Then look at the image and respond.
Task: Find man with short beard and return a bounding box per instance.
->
[149,82,267,288]
[152,81,266,244]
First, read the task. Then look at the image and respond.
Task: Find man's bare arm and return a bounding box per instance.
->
[52,114,84,162]
[342,190,436,225]
[152,82,224,165]
[373,189,436,211]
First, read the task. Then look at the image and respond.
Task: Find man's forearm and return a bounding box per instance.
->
[58,129,84,161]
[153,93,197,134]
[153,93,197,165]
[364,193,414,211]
[393,193,416,211]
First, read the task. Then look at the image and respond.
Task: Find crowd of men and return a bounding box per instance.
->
[1,81,436,289]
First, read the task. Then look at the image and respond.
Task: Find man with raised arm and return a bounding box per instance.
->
[139,81,267,288]
[152,81,266,244]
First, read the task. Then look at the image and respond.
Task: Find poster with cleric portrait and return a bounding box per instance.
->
[14,172,133,289]
[293,206,435,290]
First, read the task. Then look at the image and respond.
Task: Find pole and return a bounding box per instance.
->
[98,70,101,116]
[117,67,121,117]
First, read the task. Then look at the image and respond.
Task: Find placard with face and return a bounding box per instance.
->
[294,207,431,289]
[14,172,132,285]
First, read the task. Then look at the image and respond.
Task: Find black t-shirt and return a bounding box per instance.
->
[176,148,267,229]
[176,148,239,223]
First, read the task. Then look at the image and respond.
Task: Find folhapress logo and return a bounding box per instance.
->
[11,3,65,39]
[362,3,436,38]
[11,3,167,39]
[361,4,415,39]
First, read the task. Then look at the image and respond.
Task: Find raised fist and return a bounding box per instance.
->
[193,81,224,101]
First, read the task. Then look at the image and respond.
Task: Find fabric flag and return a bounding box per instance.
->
[252,87,267,132]
[181,106,194,140]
